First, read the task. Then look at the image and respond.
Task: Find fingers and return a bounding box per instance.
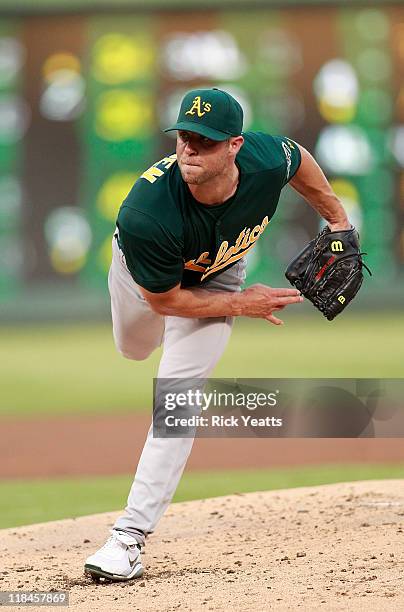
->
[275,295,304,306]
[266,314,284,326]
[266,293,304,324]
[270,288,302,297]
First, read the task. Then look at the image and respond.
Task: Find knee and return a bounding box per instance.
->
[117,344,153,361]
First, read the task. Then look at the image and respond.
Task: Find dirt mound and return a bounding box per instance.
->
[1,480,403,611]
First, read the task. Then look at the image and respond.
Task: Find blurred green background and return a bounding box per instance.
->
[0,0,403,316]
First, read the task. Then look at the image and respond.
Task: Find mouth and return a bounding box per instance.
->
[181,159,200,167]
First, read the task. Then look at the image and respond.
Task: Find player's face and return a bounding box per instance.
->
[176,131,234,185]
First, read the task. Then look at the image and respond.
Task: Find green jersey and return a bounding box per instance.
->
[116,132,301,293]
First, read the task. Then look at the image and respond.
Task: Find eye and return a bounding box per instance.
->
[201,137,215,147]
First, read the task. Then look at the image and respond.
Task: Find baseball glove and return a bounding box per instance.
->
[285,226,371,320]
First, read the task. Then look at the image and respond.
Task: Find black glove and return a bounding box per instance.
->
[285,226,371,320]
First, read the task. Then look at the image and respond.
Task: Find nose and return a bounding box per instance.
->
[184,139,198,155]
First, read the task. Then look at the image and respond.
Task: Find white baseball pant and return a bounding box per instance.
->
[109,232,246,546]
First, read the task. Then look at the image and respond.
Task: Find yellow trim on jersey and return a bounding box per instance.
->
[200,215,269,281]
[200,241,258,280]
[184,251,212,273]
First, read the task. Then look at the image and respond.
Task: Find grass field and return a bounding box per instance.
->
[1,463,403,529]
[1,315,402,530]
[1,313,403,416]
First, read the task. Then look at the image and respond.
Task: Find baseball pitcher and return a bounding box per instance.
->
[84,88,364,582]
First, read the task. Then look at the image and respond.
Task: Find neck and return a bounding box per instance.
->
[188,163,239,205]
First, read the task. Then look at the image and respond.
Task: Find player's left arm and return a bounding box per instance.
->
[289,144,351,231]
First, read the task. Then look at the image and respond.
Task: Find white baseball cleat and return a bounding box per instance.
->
[84,529,144,582]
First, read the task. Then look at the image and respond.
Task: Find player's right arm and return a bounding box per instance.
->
[117,197,302,325]
[139,283,303,326]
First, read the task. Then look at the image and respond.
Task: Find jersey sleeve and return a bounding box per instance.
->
[117,206,183,293]
[272,135,302,186]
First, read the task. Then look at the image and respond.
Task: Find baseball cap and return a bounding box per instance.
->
[164,88,243,141]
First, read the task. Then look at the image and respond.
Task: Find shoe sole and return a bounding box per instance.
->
[84,562,144,583]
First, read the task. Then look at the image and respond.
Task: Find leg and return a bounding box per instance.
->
[85,258,245,578]
[108,234,164,361]
[113,313,234,544]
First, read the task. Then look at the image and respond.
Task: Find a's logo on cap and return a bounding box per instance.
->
[185,96,212,118]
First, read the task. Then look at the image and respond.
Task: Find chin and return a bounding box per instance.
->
[184,175,203,185]
[180,167,204,185]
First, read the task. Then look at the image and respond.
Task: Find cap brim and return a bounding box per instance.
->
[164,121,231,142]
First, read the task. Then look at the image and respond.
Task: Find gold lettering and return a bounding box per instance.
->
[240,228,251,250]
[261,216,269,231]
[217,230,248,264]
[201,216,270,281]
[212,241,229,267]
[222,245,236,263]
[140,154,177,184]
[184,251,211,273]
[250,224,262,242]
[234,228,246,251]
[140,166,164,184]
[185,96,204,117]
[185,97,212,117]
[160,154,177,169]
[197,252,211,265]
[201,242,255,281]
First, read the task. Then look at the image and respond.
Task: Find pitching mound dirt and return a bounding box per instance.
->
[1,480,403,611]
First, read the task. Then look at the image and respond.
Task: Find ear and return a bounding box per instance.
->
[229,135,244,155]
